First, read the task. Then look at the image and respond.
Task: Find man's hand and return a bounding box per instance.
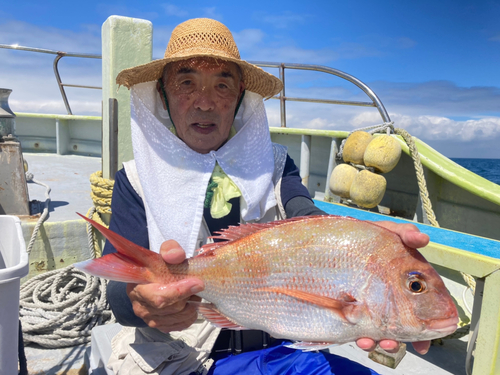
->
[356,220,431,355]
[126,240,204,333]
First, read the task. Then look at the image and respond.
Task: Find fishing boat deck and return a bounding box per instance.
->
[24,152,101,223]
[18,153,480,375]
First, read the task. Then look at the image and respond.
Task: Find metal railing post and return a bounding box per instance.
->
[324,138,340,202]
[108,98,118,178]
[279,64,286,127]
[300,135,311,190]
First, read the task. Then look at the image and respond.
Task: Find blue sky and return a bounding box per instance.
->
[1,0,499,158]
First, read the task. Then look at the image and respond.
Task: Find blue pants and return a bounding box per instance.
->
[206,341,380,375]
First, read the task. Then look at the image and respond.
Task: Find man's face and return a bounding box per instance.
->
[162,57,245,154]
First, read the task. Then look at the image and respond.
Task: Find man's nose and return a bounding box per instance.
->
[193,86,216,111]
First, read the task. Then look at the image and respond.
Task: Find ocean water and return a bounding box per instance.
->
[451,158,500,185]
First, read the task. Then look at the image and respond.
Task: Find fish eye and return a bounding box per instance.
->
[406,273,427,294]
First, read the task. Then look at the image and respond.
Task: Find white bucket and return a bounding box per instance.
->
[0,216,29,375]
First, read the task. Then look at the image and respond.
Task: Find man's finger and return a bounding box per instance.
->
[411,340,431,355]
[378,339,400,353]
[355,338,376,352]
[160,239,187,264]
[127,278,204,309]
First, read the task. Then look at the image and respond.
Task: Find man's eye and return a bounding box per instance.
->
[180,80,192,86]
[218,83,228,89]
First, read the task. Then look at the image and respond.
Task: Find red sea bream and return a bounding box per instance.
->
[75,214,458,349]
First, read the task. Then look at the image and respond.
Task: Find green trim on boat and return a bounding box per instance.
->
[399,136,500,206]
[15,112,102,121]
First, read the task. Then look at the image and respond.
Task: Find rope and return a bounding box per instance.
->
[85,206,108,258]
[90,171,114,214]
[19,170,116,348]
[19,265,115,348]
[393,128,439,227]
[87,170,114,257]
[24,172,51,255]
[393,128,476,293]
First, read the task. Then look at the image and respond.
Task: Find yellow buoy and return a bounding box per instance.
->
[329,164,358,198]
[342,131,373,165]
[349,170,387,208]
[363,135,402,173]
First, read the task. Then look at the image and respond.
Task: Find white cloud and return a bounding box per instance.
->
[96,4,159,22]
[489,34,500,42]
[1,20,102,116]
[233,29,265,51]
[370,80,500,118]
[396,37,416,49]
[201,7,222,20]
[2,18,498,158]
[351,112,500,142]
[0,20,101,52]
[255,11,309,29]
[161,3,188,17]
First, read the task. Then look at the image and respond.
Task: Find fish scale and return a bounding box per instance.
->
[75,214,458,347]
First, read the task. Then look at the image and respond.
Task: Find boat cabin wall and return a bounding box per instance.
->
[14,114,101,156]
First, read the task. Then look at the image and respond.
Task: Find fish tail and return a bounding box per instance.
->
[74,213,165,284]
[74,254,151,284]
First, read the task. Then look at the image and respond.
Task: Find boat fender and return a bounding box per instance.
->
[342,131,373,165]
[349,170,387,209]
[363,135,402,173]
[329,164,358,198]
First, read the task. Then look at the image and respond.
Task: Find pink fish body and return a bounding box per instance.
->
[76,214,458,348]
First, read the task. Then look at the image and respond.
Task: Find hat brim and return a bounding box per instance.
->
[116,54,283,99]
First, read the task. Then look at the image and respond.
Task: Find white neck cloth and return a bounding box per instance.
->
[130,82,276,257]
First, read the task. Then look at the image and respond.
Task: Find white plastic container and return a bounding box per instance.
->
[0,215,29,375]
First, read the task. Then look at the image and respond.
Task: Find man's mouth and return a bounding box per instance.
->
[192,122,215,128]
[191,122,217,134]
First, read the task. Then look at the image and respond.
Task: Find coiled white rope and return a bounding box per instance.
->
[20,170,115,348]
[20,265,114,348]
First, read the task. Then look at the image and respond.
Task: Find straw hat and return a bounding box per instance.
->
[116,18,283,98]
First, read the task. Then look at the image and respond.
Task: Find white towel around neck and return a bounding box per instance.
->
[130,82,276,257]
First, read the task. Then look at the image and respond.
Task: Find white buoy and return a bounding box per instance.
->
[329,164,359,198]
[350,170,387,208]
[342,131,373,165]
[363,135,402,173]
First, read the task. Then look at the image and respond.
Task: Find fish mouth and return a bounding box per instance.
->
[426,316,459,334]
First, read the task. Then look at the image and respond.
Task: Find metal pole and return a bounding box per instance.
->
[109,98,118,179]
[53,54,72,115]
[300,135,311,190]
[324,138,340,202]
[279,64,286,127]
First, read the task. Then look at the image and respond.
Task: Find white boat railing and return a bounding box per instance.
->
[1,43,395,198]
[0,44,101,115]
[0,44,391,122]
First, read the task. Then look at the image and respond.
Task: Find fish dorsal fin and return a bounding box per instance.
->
[211,215,333,242]
[194,302,248,330]
[196,215,338,257]
[257,287,359,324]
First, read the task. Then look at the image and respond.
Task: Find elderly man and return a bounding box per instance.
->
[104,18,430,374]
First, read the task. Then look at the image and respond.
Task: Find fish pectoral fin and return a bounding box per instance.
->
[195,302,249,330]
[257,287,358,324]
[285,341,337,352]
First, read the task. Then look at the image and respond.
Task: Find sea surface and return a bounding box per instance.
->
[451,158,500,185]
